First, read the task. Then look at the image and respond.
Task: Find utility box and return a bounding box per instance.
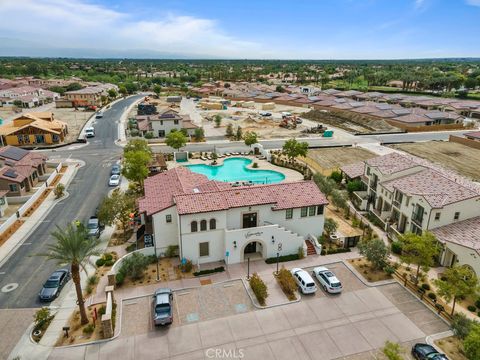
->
[323,130,333,137]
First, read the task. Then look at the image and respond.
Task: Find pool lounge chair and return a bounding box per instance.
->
[200,156,207,161]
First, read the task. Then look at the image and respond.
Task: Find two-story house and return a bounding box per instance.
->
[138,167,328,264]
[342,152,480,276]
[136,108,198,138]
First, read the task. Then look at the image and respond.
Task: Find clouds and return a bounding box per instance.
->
[466,0,480,6]
[0,0,266,58]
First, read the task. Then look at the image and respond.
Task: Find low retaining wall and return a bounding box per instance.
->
[449,135,480,150]
[110,247,155,275]
[386,119,466,132]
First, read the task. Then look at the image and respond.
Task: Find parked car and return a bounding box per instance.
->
[412,343,448,360]
[111,164,121,176]
[95,111,103,118]
[295,118,303,124]
[85,127,95,138]
[39,269,70,302]
[290,268,317,294]
[87,216,101,238]
[312,266,343,294]
[108,174,120,186]
[153,288,173,326]
[259,111,272,117]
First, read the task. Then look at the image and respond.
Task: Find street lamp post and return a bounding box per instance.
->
[247,257,250,280]
[152,234,160,281]
[275,252,280,275]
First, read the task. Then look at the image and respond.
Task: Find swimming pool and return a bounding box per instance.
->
[185,157,285,184]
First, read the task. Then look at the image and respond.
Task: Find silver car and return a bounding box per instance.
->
[312,266,343,294]
[153,288,173,326]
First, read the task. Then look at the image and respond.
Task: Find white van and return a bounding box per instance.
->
[291,268,317,294]
[85,127,95,138]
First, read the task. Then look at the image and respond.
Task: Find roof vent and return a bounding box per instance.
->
[193,188,200,193]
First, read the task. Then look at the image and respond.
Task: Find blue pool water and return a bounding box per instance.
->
[185,157,285,184]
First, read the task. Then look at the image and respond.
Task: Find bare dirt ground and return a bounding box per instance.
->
[0,107,17,121]
[303,109,400,134]
[303,147,376,175]
[52,108,93,143]
[391,141,480,181]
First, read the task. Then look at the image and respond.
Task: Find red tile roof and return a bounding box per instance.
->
[366,152,420,175]
[341,162,366,179]
[432,216,480,251]
[139,167,328,216]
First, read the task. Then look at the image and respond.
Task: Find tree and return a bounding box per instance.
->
[214,114,222,128]
[276,85,285,92]
[194,127,205,141]
[107,89,117,99]
[346,180,363,194]
[282,138,308,162]
[435,265,479,316]
[235,126,243,141]
[119,252,149,280]
[464,323,480,360]
[38,224,99,325]
[226,123,234,138]
[98,190,136,241]
[329,170,343,183]
[66,82,82,91]
[313,174,337,197]
[165,130,187,150]
[331,189,348,211]
[13,99,22,107]
[153,84,162,97]
[119,85,128,96]
[244,131,258,147]
[357,238,389,271]
[124,82,138,94]
[324,218,338,236]
[124,139,151,154]
[122,150,150,188]
[399,232,440,283]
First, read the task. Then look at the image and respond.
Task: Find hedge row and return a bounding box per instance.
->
[265,254,299,264]
[193,266,225,277]
[321,248,351,255]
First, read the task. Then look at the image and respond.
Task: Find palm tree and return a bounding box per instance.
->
[38,223,100,325]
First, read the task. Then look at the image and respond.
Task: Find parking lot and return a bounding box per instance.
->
[49,264,450,360]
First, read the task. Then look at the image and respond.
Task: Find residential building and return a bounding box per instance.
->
[138,167,328,265]
[0,112,68,146]
[0,86,59,108]
[343,152,480,275]
[0,146,47,196]
[136,108,198,138]
[64,83,117,107]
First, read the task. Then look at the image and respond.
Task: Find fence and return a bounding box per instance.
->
[394,270,453,323]
[449,135,480,150]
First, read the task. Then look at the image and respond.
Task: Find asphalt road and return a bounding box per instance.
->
[0,95,143,309]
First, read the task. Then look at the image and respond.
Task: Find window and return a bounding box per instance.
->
[199,242,209,257]
[174,119,179,125]
[209,218,216,230]
[308,206,316,216]
[160,120,163,125]
[317,205,324,215]
[285,209,293,219]
[35,134,45,144]
[166,214,172,223]
[435,212,441,221]
[454,212,460,220]
[8,184,18,192]
[52,135,60,142]
[300,207,308,217]
[191,221,198,232]
[366,167,370,175]
[200,220,207,231]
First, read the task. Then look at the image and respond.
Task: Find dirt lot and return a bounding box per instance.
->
[0,107,17,121]
[52,108,92,142]
[303,108,400,134]
[392,141,480,181]
[303,146,376,175]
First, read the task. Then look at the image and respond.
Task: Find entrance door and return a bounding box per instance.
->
[244,242,257,254]
[242,213,257,228]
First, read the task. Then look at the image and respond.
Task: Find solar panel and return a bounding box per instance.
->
[3,169,18,178]
[0,146,28,161]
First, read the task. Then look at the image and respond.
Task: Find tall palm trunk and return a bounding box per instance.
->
[71,263,88,325]
[451,296,457,316]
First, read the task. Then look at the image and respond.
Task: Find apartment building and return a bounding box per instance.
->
[136,108,198,138]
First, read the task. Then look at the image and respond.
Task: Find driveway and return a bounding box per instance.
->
[48,278,449,360]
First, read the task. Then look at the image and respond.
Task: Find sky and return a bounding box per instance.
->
[0,0,479,59]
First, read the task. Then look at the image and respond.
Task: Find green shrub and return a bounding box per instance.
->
[87,275,98,286]
[328,170,343,183]
[98,305,106,316]
[428,292,437,300]
[82,324,94,335]
[103,253,113,261]
[115,272,125,286]
[120,252,149,280]
[193,267,224,276]
[144,132,154,139]
[451,313,475,339]
[421,283,431,291]
[252,162,259,168]
[464,323,480,360]
[249,273,268,306]
[95,258,105,267]
[179,259,193,273]
[321,248,351,255]
[383,265,395,275]
[468,305,477,312]
[34,307,51,328]
[147,255,158,264]
[391,242,402,255]
[104,260,114,267]
[126,243,136,252]
[276,267,297,300]
[265,253,299,264]
[166,245,179,257]
[475,299,480,309]
[297,246,305,259]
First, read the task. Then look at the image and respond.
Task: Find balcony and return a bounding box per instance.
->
[393,200,401,209]
[369,209,387,230]
[411,214,423,227]
[387,224,403,240]
[352,191,368,211]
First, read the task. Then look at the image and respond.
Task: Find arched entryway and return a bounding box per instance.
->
[242,240,266,262]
